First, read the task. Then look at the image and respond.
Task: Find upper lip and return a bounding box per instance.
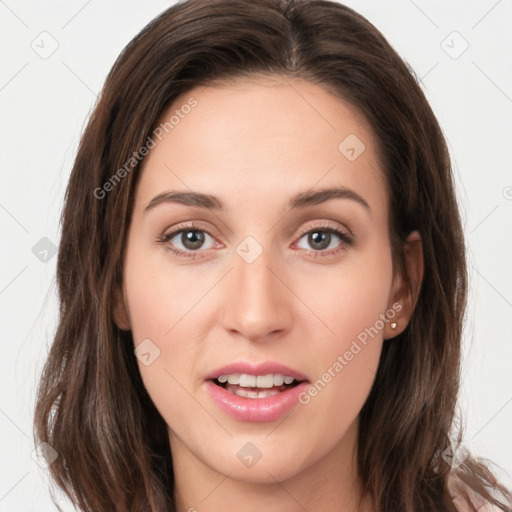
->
[205,361,309,382]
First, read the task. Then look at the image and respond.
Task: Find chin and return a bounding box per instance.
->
[201,437,313,484]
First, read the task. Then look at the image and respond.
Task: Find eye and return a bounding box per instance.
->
[158,223,219,259]
[294,223,353,257]
[157,221,354,260]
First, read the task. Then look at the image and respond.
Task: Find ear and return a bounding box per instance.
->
[383,230,424,340]
[112,285,131,331]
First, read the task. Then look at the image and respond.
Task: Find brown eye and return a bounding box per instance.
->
[307,230,333,250]
[161,225,217,258]
[177,230,207,250]
[296,227,353,255]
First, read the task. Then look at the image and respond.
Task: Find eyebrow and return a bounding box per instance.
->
[144,186,370,213]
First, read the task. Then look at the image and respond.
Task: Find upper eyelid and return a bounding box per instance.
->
[162,220,217,237]
[295,221,352,238]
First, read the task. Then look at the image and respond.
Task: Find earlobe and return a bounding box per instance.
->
[112,286,131,331]
[384,230,424,340]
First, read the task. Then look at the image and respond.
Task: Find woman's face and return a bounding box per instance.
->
[114,76,420,486]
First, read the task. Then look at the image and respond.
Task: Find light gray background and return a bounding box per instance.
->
[1,1,511,510]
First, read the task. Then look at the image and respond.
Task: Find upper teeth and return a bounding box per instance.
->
[217,373,296,388]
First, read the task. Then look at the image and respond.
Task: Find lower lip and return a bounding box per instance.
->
[204,380,309,423]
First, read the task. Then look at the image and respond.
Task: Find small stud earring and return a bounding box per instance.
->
[390,322,398,330]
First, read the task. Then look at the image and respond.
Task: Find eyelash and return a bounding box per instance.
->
[157,222,354,260]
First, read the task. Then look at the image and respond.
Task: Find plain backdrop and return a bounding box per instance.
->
[1,1,511,510]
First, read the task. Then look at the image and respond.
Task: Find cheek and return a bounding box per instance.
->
[123,244,203,344]
[291,242,393,437]
[123,259,207,428]
[294,238,394,355]
[122,245,198,380]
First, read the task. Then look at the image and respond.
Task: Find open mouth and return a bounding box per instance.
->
[210,375,304,399]
[205,369,310,421]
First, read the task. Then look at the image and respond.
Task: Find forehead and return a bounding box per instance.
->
[136,76,388,219]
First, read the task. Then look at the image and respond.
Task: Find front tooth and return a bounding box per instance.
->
[221,373,296,387]
[256,374,274,388]
[227,374,241,385]
[231,387,282,399]
[273,374,285,386]
[239,374,257,387]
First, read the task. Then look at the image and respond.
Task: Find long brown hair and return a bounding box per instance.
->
[33,0,512,510]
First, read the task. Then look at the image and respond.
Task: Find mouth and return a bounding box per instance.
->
[204,361,310,421]
[209,373,305,399]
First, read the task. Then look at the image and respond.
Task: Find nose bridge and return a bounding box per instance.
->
[221,236,290,340]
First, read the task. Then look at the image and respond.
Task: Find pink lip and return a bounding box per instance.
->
[204,361,309,382]
[203,360,309,423]
[204,380,310,423]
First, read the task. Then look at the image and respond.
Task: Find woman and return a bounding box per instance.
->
[33,0,512,510]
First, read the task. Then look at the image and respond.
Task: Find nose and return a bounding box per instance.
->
[220,244,292,343]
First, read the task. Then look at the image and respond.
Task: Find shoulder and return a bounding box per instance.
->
[448,476,505,512]
[451,492,501,512]
[458,502,505,512]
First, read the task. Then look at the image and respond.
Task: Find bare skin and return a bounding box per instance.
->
[113,75,423,512]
